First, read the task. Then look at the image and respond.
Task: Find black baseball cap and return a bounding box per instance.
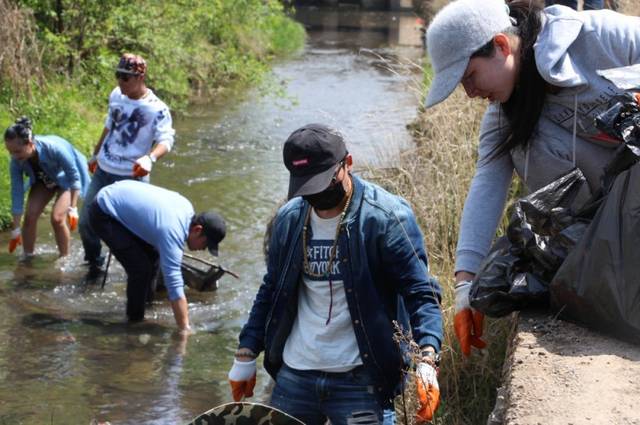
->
[193,211,226,256]
[283,123,348,199]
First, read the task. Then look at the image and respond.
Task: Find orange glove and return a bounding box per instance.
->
[132,154,153,178]
[228,358,257,402]
[88,155,98,174]
[8,228,21,253]
[67,206,79,231]
[416,362,440,422]
[454,280,487,357]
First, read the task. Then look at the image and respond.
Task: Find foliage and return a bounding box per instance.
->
[16,0,305,108]
[0,0,305,228]
[0,0,44,96]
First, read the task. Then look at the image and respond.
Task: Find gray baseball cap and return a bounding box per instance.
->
[425,0,514,108]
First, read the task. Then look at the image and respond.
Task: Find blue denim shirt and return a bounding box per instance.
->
[10,135,90,214]
[239,175,443,406]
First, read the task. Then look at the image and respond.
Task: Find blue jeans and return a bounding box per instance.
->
[545,0,603,10]
[270,364,394,425]
[79,167,145,266]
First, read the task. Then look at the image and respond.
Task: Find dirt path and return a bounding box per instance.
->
[490,311,640,425]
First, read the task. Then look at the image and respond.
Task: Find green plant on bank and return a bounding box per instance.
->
[15,0,305,107]
[0,0,305,228]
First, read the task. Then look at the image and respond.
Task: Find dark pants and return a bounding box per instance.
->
[87,200,158,321]
[79,167,147,267]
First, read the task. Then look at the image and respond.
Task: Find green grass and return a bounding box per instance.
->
[371,86,516,424]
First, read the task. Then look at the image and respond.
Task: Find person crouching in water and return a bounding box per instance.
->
[87,180,226,332]
[4,117,90,258]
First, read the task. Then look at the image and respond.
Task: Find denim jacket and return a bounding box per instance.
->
[10,135,90,214]
[239,175,443,406]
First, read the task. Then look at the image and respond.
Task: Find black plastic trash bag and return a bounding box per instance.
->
[469,168,591,317]
[548,92,640,342]
[470,89,640,319]
[594,93,640,193]
[594,93,640,146]
[550,161,640,343]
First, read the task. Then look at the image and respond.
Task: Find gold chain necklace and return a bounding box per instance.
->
[302,187,353,278]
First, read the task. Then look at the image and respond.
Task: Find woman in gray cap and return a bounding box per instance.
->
[424,0,640,356]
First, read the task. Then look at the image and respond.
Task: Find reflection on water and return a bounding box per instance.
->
[0,7,424,424]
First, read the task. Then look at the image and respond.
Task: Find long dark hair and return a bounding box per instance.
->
[474,1,546,159]
[4,116,33,144]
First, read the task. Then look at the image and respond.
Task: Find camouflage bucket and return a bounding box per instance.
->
[186,402,305,425]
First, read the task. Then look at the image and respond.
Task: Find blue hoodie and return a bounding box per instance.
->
[10,135,90,214]
[456,6,640,274]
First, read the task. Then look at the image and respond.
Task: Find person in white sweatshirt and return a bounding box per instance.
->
[424,0,640,357]
[79,53,175,279]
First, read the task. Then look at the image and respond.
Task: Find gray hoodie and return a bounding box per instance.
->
[456,6,640,275]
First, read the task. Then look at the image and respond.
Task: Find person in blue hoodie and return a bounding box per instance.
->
[4,117,90,258]
[424,0,640,357]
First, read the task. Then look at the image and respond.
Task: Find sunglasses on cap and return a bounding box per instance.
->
[115,71,138,82]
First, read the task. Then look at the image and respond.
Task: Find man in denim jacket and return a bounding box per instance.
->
[227,124,443,424]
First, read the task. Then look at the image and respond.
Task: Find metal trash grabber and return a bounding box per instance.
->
[101,250,112,290]
[183,253,239,278]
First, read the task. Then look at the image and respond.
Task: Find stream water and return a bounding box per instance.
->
[0,7,425,424]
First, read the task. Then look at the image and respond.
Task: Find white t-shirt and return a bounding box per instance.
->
[98,87,175,176]
[282,209,362,372]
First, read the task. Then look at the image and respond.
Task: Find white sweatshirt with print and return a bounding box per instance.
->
[97,87,175,176]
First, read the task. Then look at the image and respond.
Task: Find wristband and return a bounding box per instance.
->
[234,349,257,360]
[455,280,472,290]
[149,153,157,163]
[421,350,441,367]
